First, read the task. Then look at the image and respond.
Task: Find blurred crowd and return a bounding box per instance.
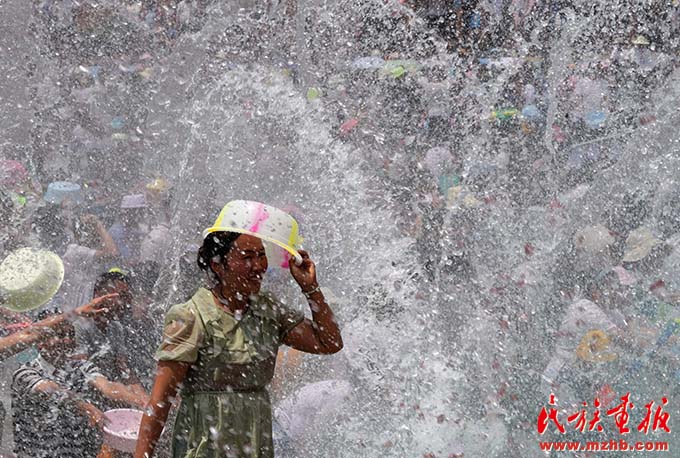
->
[0,169,181,457]
[1,0,680,457]
[313,0,680,455]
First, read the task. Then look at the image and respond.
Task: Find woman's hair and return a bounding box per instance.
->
[197,231,241,277]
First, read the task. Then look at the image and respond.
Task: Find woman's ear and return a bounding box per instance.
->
[210,257,227,278]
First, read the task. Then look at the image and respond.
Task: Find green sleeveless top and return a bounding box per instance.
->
[156,287,305,392]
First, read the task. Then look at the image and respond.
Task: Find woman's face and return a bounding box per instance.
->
[213,234,268,297]
[93,280,133,325]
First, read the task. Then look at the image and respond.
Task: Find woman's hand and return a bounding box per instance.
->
[72,293,119,319]
[79,213,101,227]
[289,250,318,292]
[80,401,108,430]
[130,383,151,409]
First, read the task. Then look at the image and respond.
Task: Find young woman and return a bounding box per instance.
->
[135,230,343,458]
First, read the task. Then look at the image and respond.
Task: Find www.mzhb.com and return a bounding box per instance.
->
[539,440,669,452]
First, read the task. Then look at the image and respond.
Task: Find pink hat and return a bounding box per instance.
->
[612,265,636,286]
[0,160,28,187]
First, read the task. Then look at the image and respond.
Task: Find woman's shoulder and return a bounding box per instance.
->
[250,290,281,319]
[156,289,209,362]
[164,300,195,320]
[163,289,209,324]
[253,291,305,327]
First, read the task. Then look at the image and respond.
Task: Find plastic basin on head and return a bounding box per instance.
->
[585,111,607,129]
[521,104,541,120]
[103,409,144,454]
[43,181,83,205]
[351,56,385,70]
[203,200,303,267]
[0,248,64,312]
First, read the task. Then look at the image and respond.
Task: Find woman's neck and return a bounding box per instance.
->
[211,285,250,313]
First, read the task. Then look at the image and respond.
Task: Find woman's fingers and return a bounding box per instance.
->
[92,293,119,308]
[298,249,310,259]
[292,250,313,269]
[86,293,119,308]
[94,293,120,303]
[299,250,314,266]
[75,293,119,317]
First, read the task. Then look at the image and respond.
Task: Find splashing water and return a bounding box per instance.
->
[2,0,680,456]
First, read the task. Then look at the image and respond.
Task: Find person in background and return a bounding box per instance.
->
[109,194,150,264]
[140,179,173,266]
[12,309,148,458]
[3,298,108,451]
[0,243,116,453]
[59,212,119,313]
[33,184,119,314]
[75,271,150,395]
[12,309,104,458]
[128,261,164,388]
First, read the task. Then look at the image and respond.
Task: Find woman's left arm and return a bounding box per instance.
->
[284,289,343,354]
[80,214,118,258]
[283,250,343,354]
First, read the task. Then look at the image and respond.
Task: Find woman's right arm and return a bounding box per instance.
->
[0,293,119,358]
[0,313,69,359]
[134,360,190,458]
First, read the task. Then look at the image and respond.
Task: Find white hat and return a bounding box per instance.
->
[120,194,147,209]
[574,225,615,254]
[622,227,662,262]
[203,200,303,267]
[0,248,64,312]
[631,35,650,46]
